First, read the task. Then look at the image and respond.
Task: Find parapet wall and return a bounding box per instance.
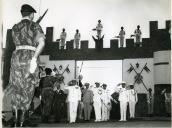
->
[42,20,171,60]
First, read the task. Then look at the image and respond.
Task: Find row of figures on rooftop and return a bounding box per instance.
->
[56,20,142,49]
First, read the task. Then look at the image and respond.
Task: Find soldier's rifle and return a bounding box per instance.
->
[36,9,48,24]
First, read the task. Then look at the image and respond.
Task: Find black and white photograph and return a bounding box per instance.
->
[1,0,171,127]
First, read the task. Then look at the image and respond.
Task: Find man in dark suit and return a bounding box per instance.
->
[53,81,66,122]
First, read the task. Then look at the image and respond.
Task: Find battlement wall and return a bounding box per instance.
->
[42,20,171,60]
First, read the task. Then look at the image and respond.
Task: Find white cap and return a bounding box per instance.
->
[121,81,126,84]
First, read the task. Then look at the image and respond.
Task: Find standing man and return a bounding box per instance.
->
[40,68,56,123]
[74,29,81,49]
[5,4,45,127]
[53,81,66,122]
[82,83,93,121]
[119,27,125,48]
[128,84,138,119]
[147,88,153,116]
[93,82,102,122]
[101,84,111,121]
[60,28,67,49]
[64,80,81,123]
[134,25,142,47]
[118,82,129,121]
[94,20,103,39]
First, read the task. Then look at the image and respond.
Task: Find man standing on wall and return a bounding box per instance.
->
[134,25,142,47]
[74,29,81,49]
[60,28,67,49]
[119,27,125,48]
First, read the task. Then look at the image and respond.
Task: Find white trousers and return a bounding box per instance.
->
[69,102,78,123]
[129,101,136,118]
[101,102,109,121]
[93,101,102,121]
[120,101,128,121]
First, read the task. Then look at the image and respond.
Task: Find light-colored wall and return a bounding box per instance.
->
[153,50,171,84]
[123,58,154,93]
[39,55,76,87]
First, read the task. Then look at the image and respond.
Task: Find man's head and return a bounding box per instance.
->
[62,28,65,32]
[45,68,52,76]
[121,26,124,30]
[95,82,100,88]
[21,4,36,20]
[129,84,134,89]
[55,81,61,89]
[121,81,126,88]
[85,83,90,89]
[102,84,107,90]
[76,29,79,33]
[98,20,101,23]
[137,25,140,29]
[148,88,152,93]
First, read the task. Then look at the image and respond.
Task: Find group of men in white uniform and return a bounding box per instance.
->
[59,20,142,49]
[64,79,138,123]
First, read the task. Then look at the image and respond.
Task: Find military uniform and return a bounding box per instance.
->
[101,88,111,121]
[93,86,102,122]
[82,86,93,120]
[119,28,125,47]
[96,21,103,39]
[118,83,129,121]
[134,26,142,46]
[74,31,81,49]
[60,30,67,49]
[64,83,81,123]
[128,88,138,118]
[53,87,66,122]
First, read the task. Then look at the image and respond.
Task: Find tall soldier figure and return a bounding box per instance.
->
[96,20,103,39]
[118,82,129,121]
[119,27,125,48]
[128,84,138,119]
[93,82,102,122]
[134,25,142,47]
[5,4,45,127]
[74,29,81,49]
[60,28,67,49]
[40,68,56,123]
[83,83,93,121]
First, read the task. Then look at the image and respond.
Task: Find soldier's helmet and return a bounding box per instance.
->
[21,4,36,13]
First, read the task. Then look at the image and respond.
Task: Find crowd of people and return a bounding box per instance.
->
[38,68,140,123]
[58,20,142,49]
[4,3,170,127]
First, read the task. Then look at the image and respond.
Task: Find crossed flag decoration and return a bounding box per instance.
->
[127,62,150,92]
[53,64,71,85]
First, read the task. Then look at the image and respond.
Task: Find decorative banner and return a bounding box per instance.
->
[127,62,151,92]
[53,64,71,84]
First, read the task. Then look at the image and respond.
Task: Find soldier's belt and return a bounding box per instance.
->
[16,45,36,51]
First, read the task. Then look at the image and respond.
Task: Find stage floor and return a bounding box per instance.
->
[3,117,171,127]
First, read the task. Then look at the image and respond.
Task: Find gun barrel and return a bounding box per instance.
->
[36,9,48,23]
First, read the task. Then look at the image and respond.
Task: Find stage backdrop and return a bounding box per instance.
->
[123,58,154,94]
[39,55,76,88]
